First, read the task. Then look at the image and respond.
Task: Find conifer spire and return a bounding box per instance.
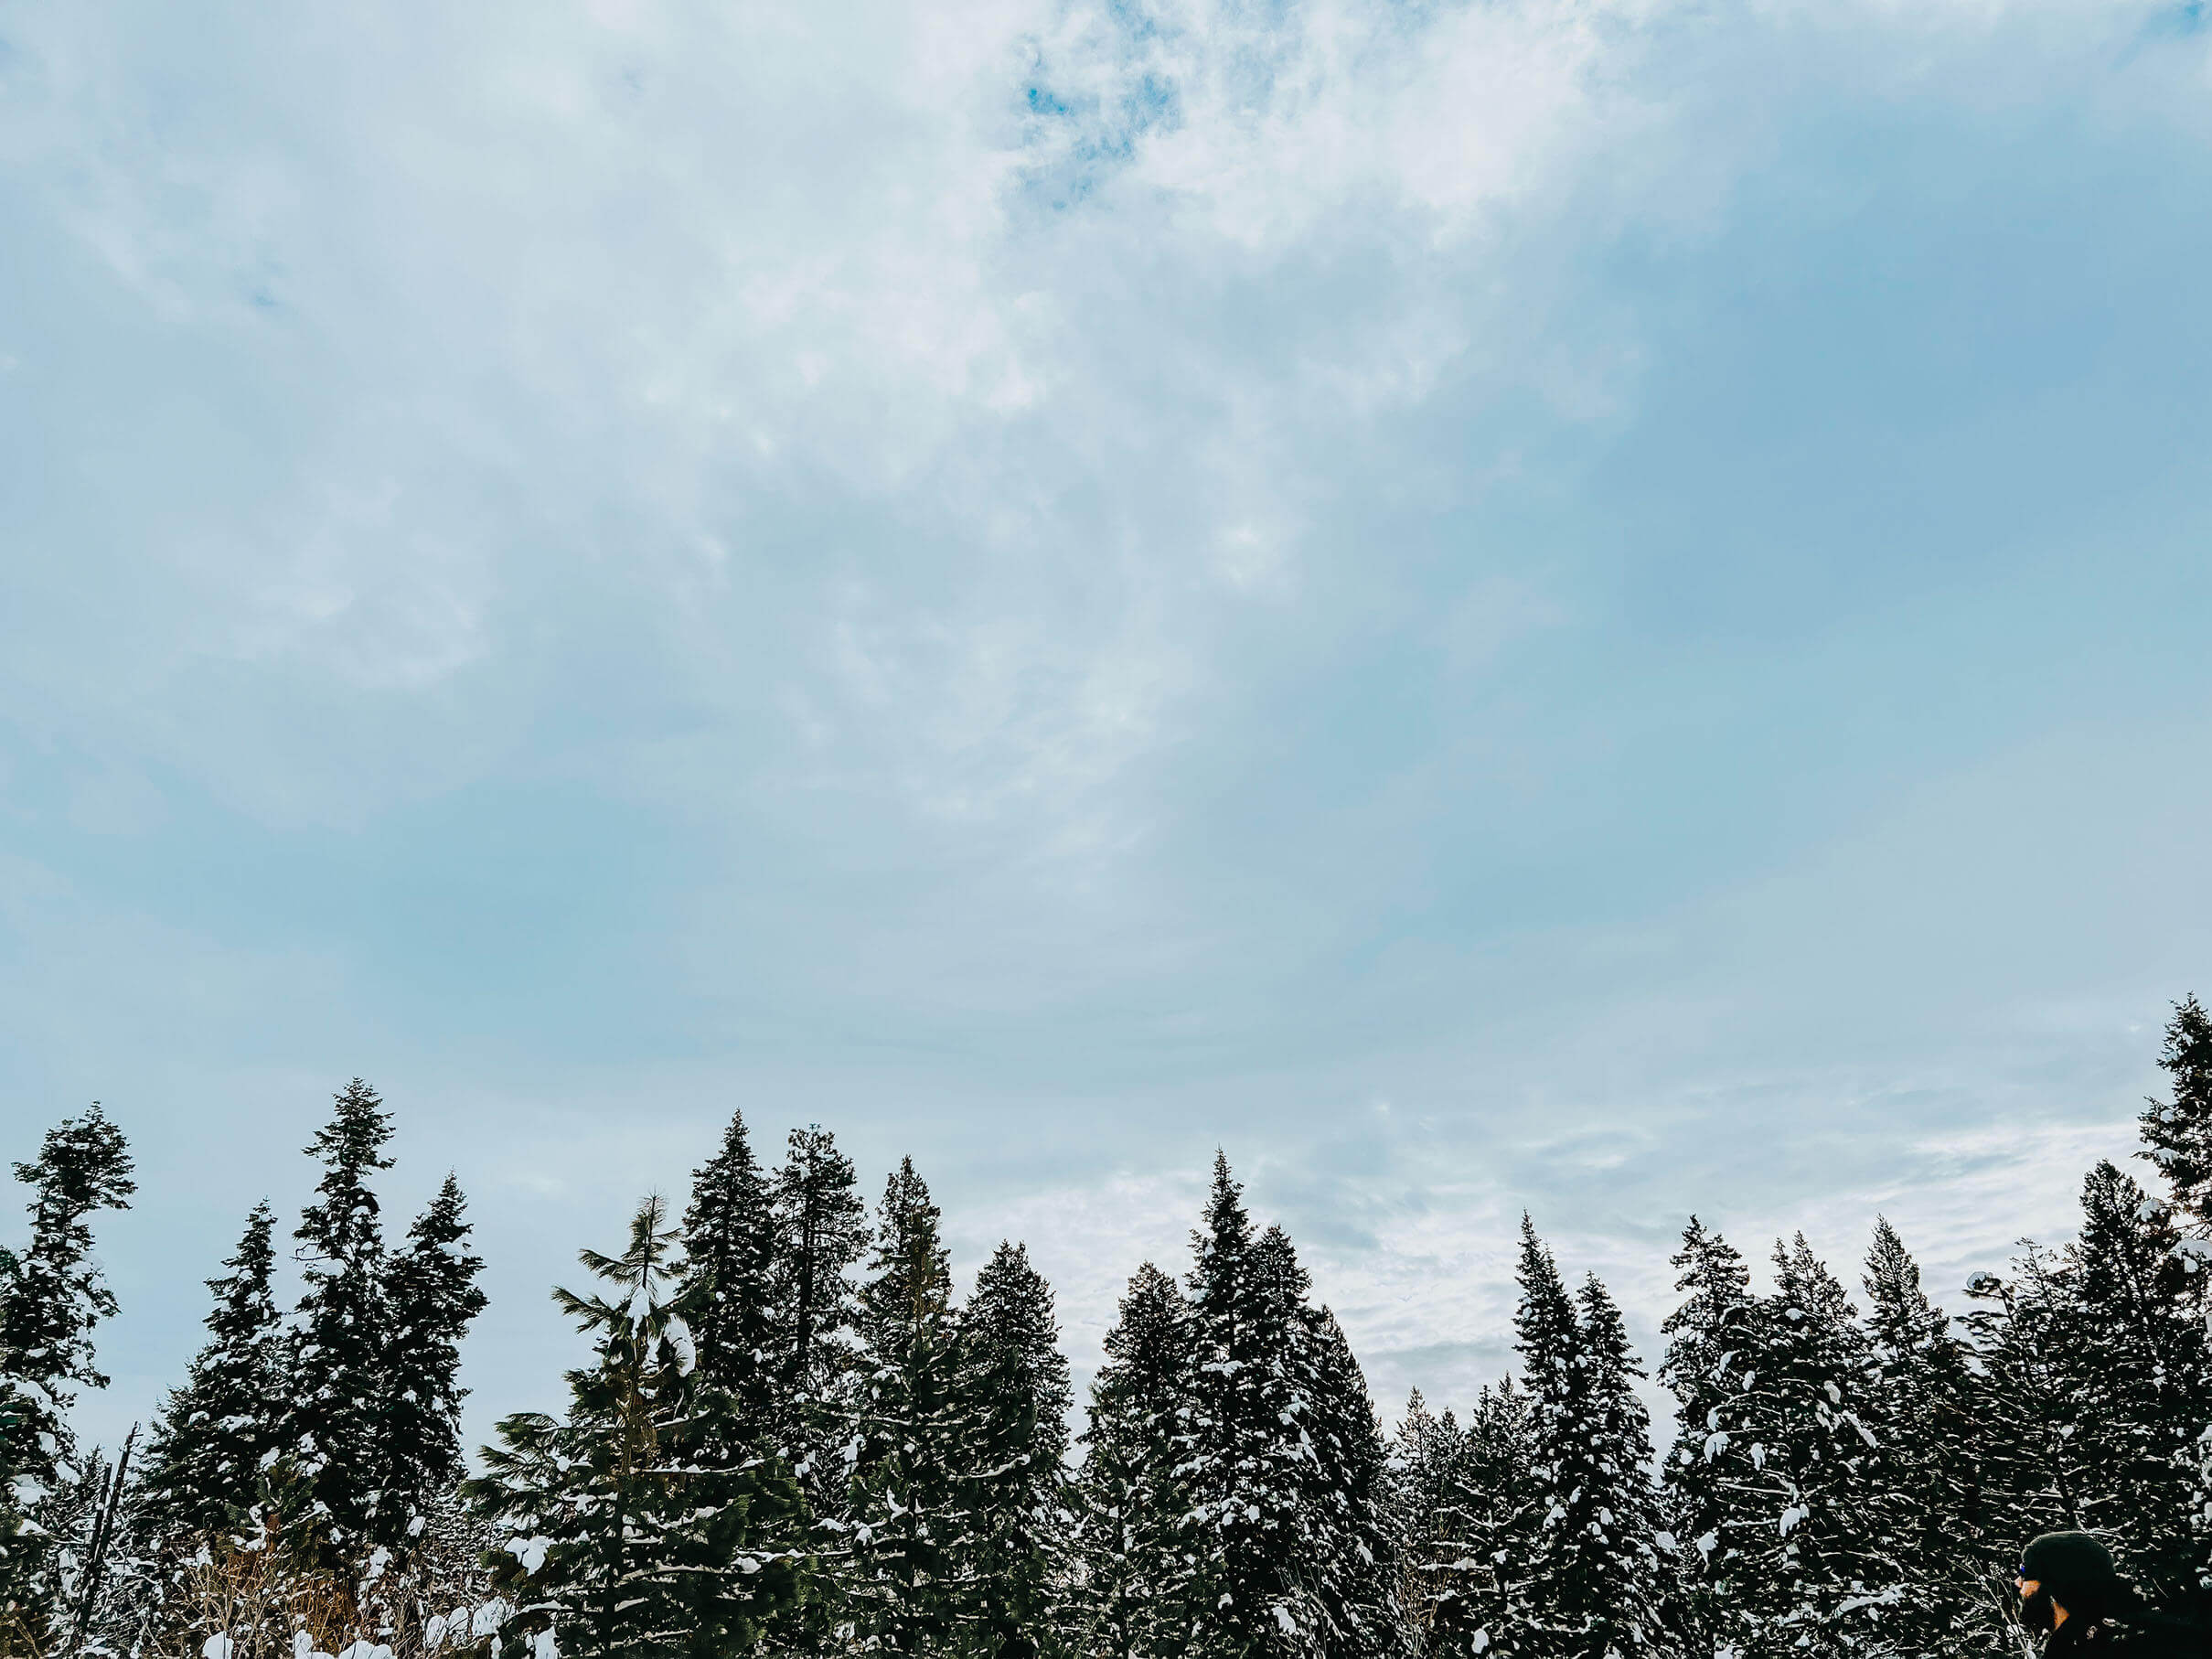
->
[765,1124,869,1494]
[283,1078,397,1562]
[959,1239,1073,1658]
[0,1103,135,1645]
[469,1194,808,1659]
[680,1108,777,1436]
[136,1201,288,1549]
[2143,993,2212,1228]
[1075,1261,1186,1658]
[378,1172,487,1551]
[843,1158,970,1653]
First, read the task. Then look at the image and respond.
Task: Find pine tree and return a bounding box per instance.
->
[957,1240,1073,1659]
[468,1195,810,1659]
[1508,1218,1583,1659]
[1656,1218,1761,1659]
[1074,1262,1186,1659]
[766,1126,871,1498]
[842,1158,974,1654]
[377,1174,487,1556]
[1858,1217,1993,1657]
[283,1079,397,1564]
[2143,994,2212,1230]
[1565,1275,1672,1659]
[1961,1245,2088,1544]
[1730,1236,1888,1659]
[1166,1155,1317,1656]
[1384,1391,1475,1658]
[1457,1377,1539,1654]
[681,1109,779,1438]
[1506,1226,1672,1659]
[135,1203,289,1549]
[0,1103,135,1653]
[1300,1304,1401,1658]
[2136,995,2212,1591]
[2046,1161,2210,1595]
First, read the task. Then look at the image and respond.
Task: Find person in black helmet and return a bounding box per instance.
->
[2014,1531,2201,1657]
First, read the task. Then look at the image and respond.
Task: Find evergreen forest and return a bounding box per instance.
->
[5,998,2212,1659]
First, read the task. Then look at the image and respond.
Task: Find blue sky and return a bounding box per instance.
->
[4,0,2210,1447]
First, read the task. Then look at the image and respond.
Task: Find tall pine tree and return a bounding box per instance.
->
[1458,1377,1539,1654]
[2046,1161,2210,1596]
[1858,1217,1991,1657]
[283,1079,397,1564]
[767,1126,871,1501]
[1729,1236,1887,1659]
[841,1158,973,1654]
[376,1174,487,1556]
[681,1109,779,1439]
[135,1202,289,1550]
[957,1239,1073,1659]
[1384,1391,1477,1658]
[1510,1226,1671,1659]
[1074,1262,1185,1659]
[1656,1218,1760,1659]
[1566,1273,1672,1659]
[1961,1245,2088,1547]
[1167,1155,1318,1656]
[0,1103,135,1654]
[1508,1218,1583,1659]
[468,1195,810,1659]
[1300,1304,1400,1659]
[2143,994,2212,1230]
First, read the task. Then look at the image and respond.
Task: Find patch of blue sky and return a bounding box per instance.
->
[5,0,2211,1449]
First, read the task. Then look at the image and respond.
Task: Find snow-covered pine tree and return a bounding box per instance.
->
[1961,1244,2087,1545]
[468,1195,810,1659]
[766,1125,871,1501]
[1384,1391,1476,1658]
[956,1239,1073,1659]
[283,1079,397,1565]
[1301,1304,1402,1658]
[1508,1218,1583,1659]
[1166,1156,1317,1656]
[2143,994,2212,1231]
[1566,1273,1672,1659]
[1729,1236,1888,1659]
[681,1108,779,1440]
[1656,1218,1761,1659]
[135,1202,289,1550]
[376,1174,487,1556]
[1456,1376,1539,1655]
[1074,1262,1186,1659]
[0,1102,135,1653]
[2047,1160,2210,1595]
[842,1158,974,1654]
[2137,995,2212,1591]
[1242,1221,1399,1655]
[1857,1217,1993,1659]
[1511,1226,1672,1659]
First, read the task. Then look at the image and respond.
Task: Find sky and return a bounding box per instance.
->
[3,0,2211,1452]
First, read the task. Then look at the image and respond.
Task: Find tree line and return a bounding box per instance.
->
[2,997,2209,1659]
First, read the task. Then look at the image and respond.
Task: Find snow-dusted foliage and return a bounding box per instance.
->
[35,997,2212,1659]
[0,1102,135,1651]
[959,1240,1074,1657]
[1158,1158,1398,1659]
[838,1157,975,1653]
[465,1196,808,1659]
[1074,1261,1185,1658]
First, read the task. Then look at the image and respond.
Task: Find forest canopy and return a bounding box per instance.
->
[4,995,2210,1659]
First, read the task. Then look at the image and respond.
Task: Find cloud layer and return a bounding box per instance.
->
[2,0,2210,1444]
